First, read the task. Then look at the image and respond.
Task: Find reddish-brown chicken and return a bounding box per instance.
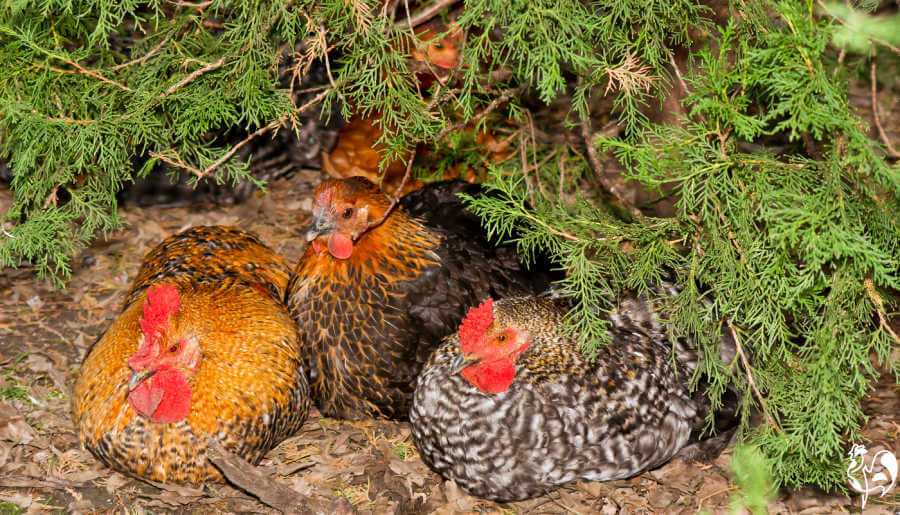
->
[285,177,559,420]
[72,226,310,483]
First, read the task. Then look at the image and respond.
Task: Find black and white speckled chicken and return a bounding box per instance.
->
[410,295,737,502]
[285,177,560,420]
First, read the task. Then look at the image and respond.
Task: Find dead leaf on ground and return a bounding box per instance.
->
[441,479,479,512]
[0,403,37,446]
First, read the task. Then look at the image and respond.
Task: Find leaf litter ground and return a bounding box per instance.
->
[0,168,897,514]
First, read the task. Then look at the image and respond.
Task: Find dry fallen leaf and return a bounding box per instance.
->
[101,471,131,495]
[388,456,432,497]
[442,479,479,512]
[0,403,37,446]
[0,492,34,510]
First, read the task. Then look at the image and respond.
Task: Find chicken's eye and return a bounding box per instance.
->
[342,208,354,219]
[496,333,507,343]
[169,344,179,353]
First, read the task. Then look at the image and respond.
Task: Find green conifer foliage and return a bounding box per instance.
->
[1,0,897,491]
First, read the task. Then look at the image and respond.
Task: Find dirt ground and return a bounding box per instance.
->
[0,167,898,514]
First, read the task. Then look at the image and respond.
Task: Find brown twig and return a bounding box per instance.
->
[163,56,227,97]
[668,54,690,96]
[526,112,547,198]
[197,116,286,179]
[521,149,558,176]
[578,112,644,220]
[697,485,739,505]
[363,148,418,234]
[519,128,535,205]
[148,149,203,176]
[319,27,346,105]
[727,321,780,434]
[150,87,330,180]
[0,475,87,489]
[833,48,846,78]
[558,150,567,201]
[869,51,899,158]
[434,82,528,141]
[30,109,94,124]
[44,186,59,208]
[425,86,462,113]
[294,87,333,115]
[109,33,172,71]
[402,0,459,28]
[52,56,133,92]
[169,0,214,7]
[207,439,310,513]
[864,277,900,346]
[380,0,399,19]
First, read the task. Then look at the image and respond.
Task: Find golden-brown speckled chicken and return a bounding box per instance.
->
[285,177,560,420]
[72,226,309,483]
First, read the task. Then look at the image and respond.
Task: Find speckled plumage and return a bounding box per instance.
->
[285,178,558,420]
[410,295,735,502]
[72,226,310,483]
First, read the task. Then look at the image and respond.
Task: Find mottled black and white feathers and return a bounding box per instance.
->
[410,295,736,501]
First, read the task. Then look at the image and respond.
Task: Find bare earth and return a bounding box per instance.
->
[0,169,897,514]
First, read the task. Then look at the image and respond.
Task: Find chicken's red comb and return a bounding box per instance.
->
[130,284,181,370]
[459,298,493,353]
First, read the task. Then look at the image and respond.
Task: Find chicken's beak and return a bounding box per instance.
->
[305,210,335,242]
[450,353,481,374]
[128,369,156,391]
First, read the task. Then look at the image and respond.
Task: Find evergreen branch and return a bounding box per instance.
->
[869,52,899,158]
[29,109,94,124]
[148,149,202,176]
[715,200,755,276]
[864,278,900,346]
[579,113,644,220]
[518,210,583,243]
[199,116,287,179]
[47,55,133,92]
[434,83,529,141]
[295,87,333,114]
[817,0,900,55]
[149,87,330,180]
[402,0,459,28]
[728,321,780,434]
[169,0,215,8]
[163,56,227,97]
[108,33,171,71]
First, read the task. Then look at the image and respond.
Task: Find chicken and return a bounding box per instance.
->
[410,295,737,501]
[285,177,559,420]
[72,226,310,483]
